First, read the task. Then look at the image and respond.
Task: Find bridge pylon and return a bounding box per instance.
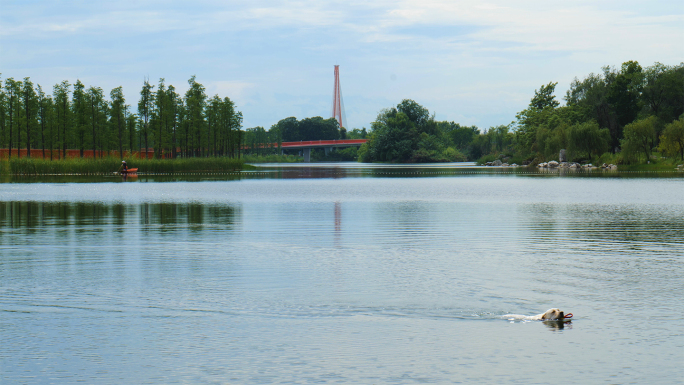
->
[332,65,347,129]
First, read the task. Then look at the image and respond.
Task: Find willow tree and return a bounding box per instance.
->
[658,117,684,161]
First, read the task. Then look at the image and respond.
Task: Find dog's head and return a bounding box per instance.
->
[540,308,565,320]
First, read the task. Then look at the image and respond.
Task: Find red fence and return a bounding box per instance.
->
[0,148,156,160]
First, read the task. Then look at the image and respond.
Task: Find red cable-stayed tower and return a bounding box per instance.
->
[331,65,347,129]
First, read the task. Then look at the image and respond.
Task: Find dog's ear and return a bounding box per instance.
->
[540,313,547,320]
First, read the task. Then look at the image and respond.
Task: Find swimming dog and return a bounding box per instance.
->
[504,308,571,321]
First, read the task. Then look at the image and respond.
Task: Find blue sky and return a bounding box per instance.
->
[1,0,682,131]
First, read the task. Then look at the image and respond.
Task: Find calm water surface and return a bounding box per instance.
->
[1,164,683,384]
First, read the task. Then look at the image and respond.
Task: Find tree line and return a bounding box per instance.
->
[243,116,344,156]
[360,61,684,164]
[0,75,243,160]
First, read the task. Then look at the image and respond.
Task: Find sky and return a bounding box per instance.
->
[1,0,683,131]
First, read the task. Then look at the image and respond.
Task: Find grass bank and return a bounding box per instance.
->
[0,157,249,175]
[242,154,302,163]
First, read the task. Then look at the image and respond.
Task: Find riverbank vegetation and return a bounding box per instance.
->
[242,116,346,158]
[360,61,684,165]
[4,61,682,168]
[0,157,247,175]
[0,75,243,161]
[242,154,301,163]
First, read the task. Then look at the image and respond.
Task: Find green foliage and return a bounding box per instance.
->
[273,116,342,142]
[0,75,243,161]
[530,82,560,110]
[0,156,245,175]
[242,154,301,163]
[641,63,684,124]
[658,116,684,161]
[567,121,611,160]
[608,61,643,129]
[346,128,368,139]
[363,100,454,163]
[243,126,279,156]
[510,61,684,164]
[311,147,358,162]
[621,116,657,163]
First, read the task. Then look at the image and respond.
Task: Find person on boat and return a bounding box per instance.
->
[118,160,128,174]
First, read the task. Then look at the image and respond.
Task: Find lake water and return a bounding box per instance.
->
[1,163,683,384]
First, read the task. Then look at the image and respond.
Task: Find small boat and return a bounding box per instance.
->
[120,168,138,175]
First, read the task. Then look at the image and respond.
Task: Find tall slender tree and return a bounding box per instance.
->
[110,86,126,159]
[37,84,48,158]
[53,81,71,159]
[5,78,21,158]
[0,74,5,151]
[184,75,207,157]
[21,78,38,158]
[125,106,137,156]
[72,80,87,157]
[87,86,105,157]
[153,78,167,158]
[138,79,154,159]
[168,85,180,159]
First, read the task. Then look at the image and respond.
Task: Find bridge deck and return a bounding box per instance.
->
[280,139,367,149]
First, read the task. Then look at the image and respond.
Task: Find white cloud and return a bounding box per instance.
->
[1,0,682,130]
[206,81,255,100]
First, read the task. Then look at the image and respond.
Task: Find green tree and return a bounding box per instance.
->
[168,85,180,158]
[621,116,657,162]
[224,99,242,158]
[36,84,49,158]
[138,79,154,158]
[567,121,611,160]
[245,126,271,156]
[5,78,21,158]
[658,117,684,161]
[206,95,221,157]
[110,86,126,159]
[0,74,5,150]
[53,80,71,159]
[125,108,137,155]
[515,82,564,159]
[275,117,300,142]
[152,78,171,158]
[608,61,643,130]
[72,80,88,157]
[184,75,206,157]
[530,82,560,110]
[21,78,39,158]
[346,128,368,139]
[362,99,454,163]
[87,86,106,157]
[565,71,619,152]
[641,63,684,125]
[299,116,340,141]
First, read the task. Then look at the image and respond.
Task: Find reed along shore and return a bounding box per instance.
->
[0,157,249,175]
